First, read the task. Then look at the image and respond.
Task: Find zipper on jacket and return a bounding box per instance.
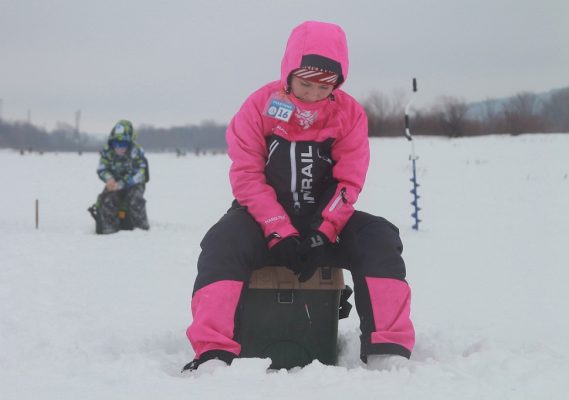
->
[328,188,346,212]
[290,141,300,212]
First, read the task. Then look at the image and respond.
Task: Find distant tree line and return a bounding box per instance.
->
[0,121,101,152]
[136,121,226,152]
[0,120,227,153]
[2,86,568,152]
[363,86,569,137]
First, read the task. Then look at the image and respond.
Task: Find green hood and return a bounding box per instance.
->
[108,120,137,144]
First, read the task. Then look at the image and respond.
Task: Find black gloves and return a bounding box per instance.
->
[269,236,301,270]
[296,231,330,282]
[269,232,331,282]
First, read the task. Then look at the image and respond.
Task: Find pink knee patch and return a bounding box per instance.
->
[186,280,244,359]
[366,277,415,352]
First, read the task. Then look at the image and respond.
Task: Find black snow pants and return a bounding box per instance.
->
[189,203,414,362]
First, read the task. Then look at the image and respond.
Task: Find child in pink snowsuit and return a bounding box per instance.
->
[184,21,414,372]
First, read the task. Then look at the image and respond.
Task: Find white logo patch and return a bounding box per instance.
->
[114,123,125,134]
[295,108,318,130]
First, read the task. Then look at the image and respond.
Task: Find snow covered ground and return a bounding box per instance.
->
[1,134,568,399]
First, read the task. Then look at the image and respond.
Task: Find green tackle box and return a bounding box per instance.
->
[238,266,345,369]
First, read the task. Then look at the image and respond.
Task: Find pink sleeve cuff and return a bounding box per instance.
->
[317,220,338,244]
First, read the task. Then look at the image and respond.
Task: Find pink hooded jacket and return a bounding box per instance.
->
[226,21,370,247]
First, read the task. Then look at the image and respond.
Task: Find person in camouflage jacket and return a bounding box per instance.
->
[96,120,149,234]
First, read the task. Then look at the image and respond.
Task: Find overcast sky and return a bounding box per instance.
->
[1,0,567,135]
